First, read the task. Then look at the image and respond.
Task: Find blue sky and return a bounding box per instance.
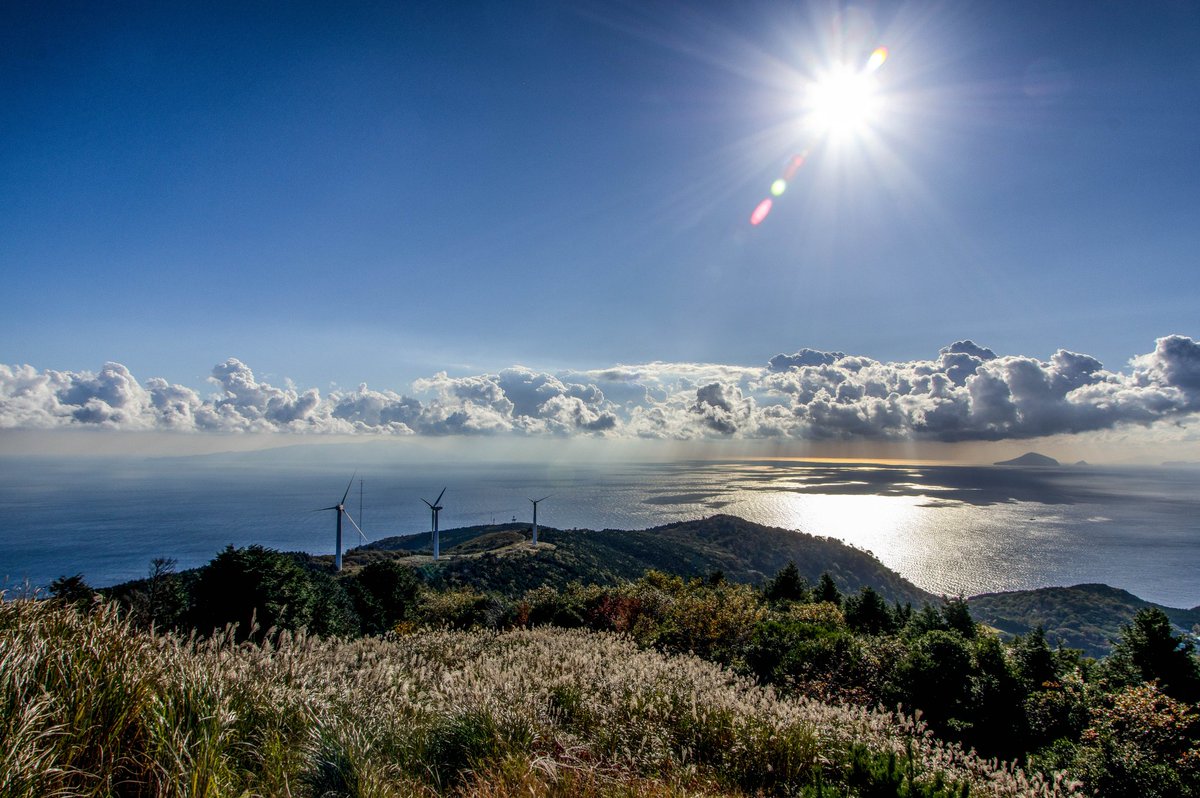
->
[2,1,1199,457]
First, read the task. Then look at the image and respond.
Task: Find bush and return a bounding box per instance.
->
[417,587,504,628]
[187,545,324,639]
[1069,683,1200,798]
[345,559,423,635]
[889,631,973,733]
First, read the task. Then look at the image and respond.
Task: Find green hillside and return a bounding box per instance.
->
[969,583,1200,657]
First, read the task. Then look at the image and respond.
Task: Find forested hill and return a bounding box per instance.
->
[356,514,936,606]
[968,582,1200,658]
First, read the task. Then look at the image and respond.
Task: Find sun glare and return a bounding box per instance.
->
[806,67,879,138]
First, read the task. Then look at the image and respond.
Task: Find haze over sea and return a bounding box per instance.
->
[2,452,1197,608]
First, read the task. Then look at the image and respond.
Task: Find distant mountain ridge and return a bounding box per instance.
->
[357,514,936,607]
[993,452,1059,467]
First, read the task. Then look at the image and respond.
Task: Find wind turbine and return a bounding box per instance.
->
[529,495,551,546]
[314,474,367,571]
[422,487,447,560]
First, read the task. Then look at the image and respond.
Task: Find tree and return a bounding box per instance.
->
[48,573,96,608]
[814,572,842,607]
[121,557,189,631]
[307,569,360,637]
[966,633,1026,756]
[941,596,976,639]
[1011,626,1058,690]
[843,586,897,635]
[905,603,946,637]
[764,562,808,603]
[1106,608,1200,702]
[1071,683,1200,798]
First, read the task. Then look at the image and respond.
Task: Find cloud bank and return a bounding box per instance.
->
[3,335,1200,443]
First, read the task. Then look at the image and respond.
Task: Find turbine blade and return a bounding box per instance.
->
[422,498,433,508]
[434,487,446,505]
[314,506,339,512]
[536,495,551,503]
[340,472,357,506]
[344,510,369,543]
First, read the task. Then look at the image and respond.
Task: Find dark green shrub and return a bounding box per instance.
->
[187,545,323,640]
[344,559,422,634]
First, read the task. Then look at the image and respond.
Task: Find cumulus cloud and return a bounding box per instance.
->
[328,384,420,434]
[692,382,755,435]
[940,340,997,360]
[207,359,322,430]
[767,348,846,372]
[4,335,1200,442]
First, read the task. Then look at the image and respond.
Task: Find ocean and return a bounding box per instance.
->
[2,454,1198,608]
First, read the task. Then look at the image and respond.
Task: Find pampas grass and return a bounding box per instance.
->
[0,598,1080,797]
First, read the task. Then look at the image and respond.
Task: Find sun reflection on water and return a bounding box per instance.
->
[776,492,926,562]
[713,489,1052,598]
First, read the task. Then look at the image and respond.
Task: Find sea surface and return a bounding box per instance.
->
[2,454,1198,608]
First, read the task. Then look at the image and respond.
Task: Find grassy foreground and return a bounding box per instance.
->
[0,599,1078,797]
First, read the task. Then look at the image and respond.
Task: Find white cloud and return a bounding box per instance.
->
[767,348,846,372]
[3,335,1200,442]
[328,384,419,434]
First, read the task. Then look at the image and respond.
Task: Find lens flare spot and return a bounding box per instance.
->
[750,198,773,226]
[783,153,807,180]
[866,46,888,73]
[770,179,787,197]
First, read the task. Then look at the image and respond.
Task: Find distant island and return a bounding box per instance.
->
[993,451,1059,466]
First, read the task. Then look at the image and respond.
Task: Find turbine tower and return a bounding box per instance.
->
[529,495,550,546]
[315,474,367,571]
[422,487,447,560]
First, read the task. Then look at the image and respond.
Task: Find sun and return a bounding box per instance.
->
[801,46,889,142]
[805,66,881,140]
